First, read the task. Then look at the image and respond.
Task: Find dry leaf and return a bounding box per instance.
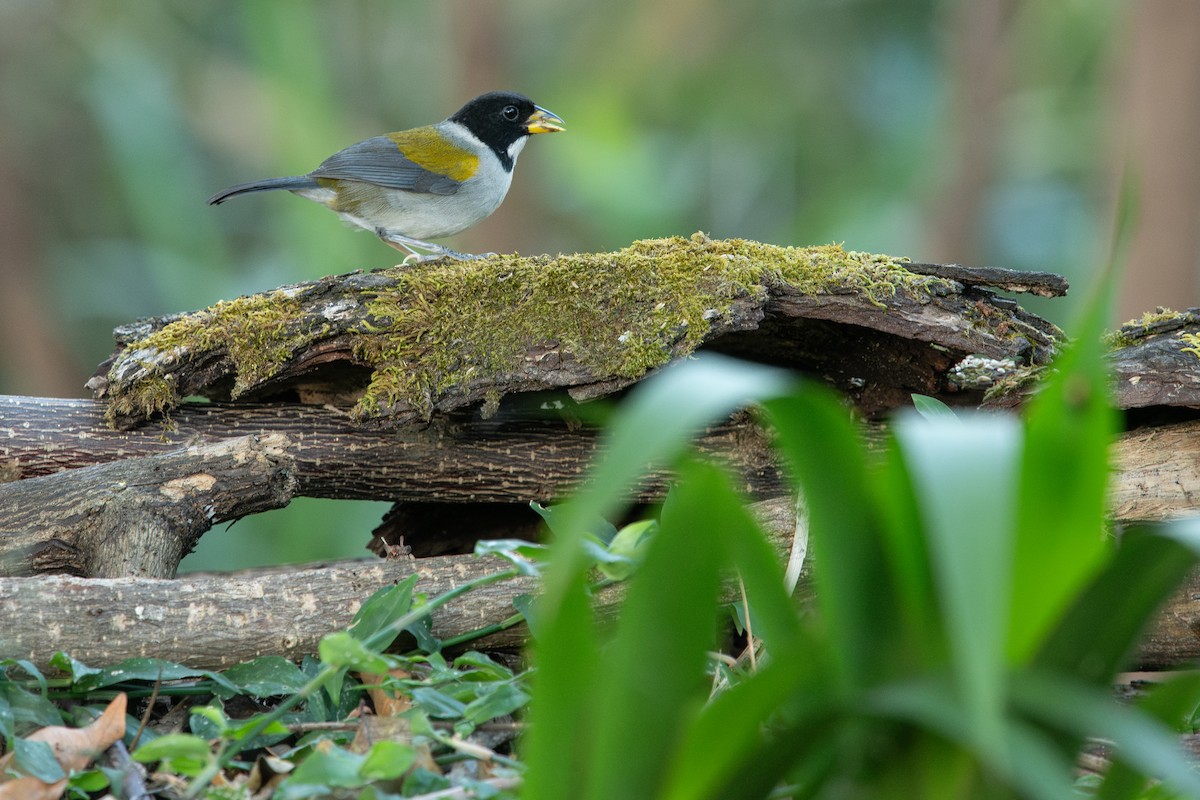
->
[0,775,66,800]
[350,715,411,754]
[247,753,293,798]
[358,668,412,717]
[0,694,127,800]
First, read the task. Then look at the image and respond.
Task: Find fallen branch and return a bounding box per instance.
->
[5,396,1200,527]
[1,488,1191,671]
[0,396,780,506]
[904,262,1069,297]
[0,434,296,578]
[0,555,534,670]
[85,238,1060,427]
[0,498,797,670]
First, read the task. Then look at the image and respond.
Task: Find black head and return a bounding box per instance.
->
[448,91,564,170]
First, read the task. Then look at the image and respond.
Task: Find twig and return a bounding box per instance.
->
[904,262,1069,297]
[284,719,526,735]
[129,663,163,751]
[738,575,757,673]
[406,775,522,800]
[442,732,521,768]
[106,739,153,800]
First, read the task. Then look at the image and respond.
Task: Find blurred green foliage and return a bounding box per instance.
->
[521,345,1200,799]
[0,0,1123,568]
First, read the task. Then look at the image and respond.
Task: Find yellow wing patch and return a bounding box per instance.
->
[388,128,479,182]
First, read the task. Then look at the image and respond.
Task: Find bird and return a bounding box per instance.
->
[208,91,565,263]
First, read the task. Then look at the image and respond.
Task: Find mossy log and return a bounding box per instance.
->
[1106,308,1200,411]
[85,236,1062,428]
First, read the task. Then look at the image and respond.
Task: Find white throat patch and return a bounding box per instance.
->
[507,136,529,164]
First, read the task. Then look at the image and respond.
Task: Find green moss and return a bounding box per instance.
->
[103,288,326,422]
[982,363,1045,404]
[105,374,177,426]
[106,235,961,422]
[1103,307,1190,349]
[347,234,953,419]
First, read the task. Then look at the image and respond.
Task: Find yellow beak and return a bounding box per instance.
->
[526,105,565,135]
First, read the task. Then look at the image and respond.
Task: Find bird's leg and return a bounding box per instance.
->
[376,229,496,263]
[433,245,498,261]
[375,229,429,265]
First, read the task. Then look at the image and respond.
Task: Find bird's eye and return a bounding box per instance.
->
[502,105,520,122]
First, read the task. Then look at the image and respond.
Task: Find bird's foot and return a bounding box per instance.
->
[377,229,496,264]
[440,248,498,261]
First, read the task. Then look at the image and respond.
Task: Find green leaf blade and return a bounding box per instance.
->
[317,631,391,675]
[583,461,732,800]
[895,411,1022,754]
[348,574,420,650]
[763,386,891,689]
[524,354,794,800]
[1009,274,1118,663]
[221,656,309,698]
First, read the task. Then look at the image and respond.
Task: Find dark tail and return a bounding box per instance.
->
[207,176,320,205]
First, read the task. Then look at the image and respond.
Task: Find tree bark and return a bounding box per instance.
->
[2,487,1191,672]
[0,396,780,506]
[0,554,540,670]
[1111,420,1200,522]
[1108,309,1200,410]
[6,396,1200,527]
[0,497,798,670]
[0,434,296,578]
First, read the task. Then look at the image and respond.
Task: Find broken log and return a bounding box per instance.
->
[85,237,1061,428]
[5,396,1200,527]
[6,237,1200,669]
[0,396,780,506]
[0,434,296,578]
[1107,308,1200,410]
[0,498,799,670]
[903,262,1069,298]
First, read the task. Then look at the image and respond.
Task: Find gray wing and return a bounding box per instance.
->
[308,136,461,196]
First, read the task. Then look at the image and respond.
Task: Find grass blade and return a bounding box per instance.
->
[1097,672,1200,800]
[1013,671,1200,799]
[894,411,1022,759]
[583,461,730,800]
[1008,180,1124,662]
[523,355,793,800]
[661,660,834,800]
[518,576,599,800]
[763,387,894,689]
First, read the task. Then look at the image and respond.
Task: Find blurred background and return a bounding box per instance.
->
[1,0,1197,570]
